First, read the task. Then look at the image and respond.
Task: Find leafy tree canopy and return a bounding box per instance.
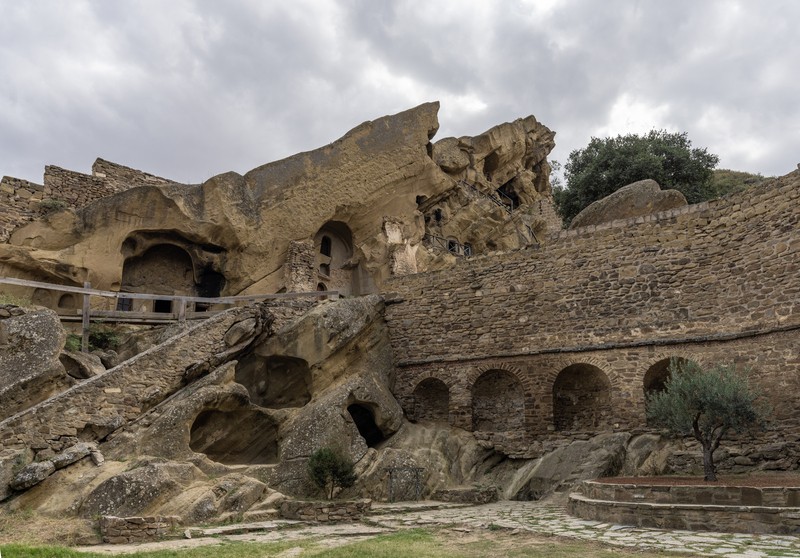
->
[307,447,357,499]
[554,130,720,226]
[646,360,768,481]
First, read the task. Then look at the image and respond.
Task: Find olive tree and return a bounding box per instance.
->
[646,360,768,481]
[307,447,357,499]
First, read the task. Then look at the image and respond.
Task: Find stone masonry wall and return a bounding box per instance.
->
[387,172,800,457]
[386,172,800,365]
[99,515,181,544]
[1,159,180,242]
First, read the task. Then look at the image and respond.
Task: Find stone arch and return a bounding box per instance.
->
[552,362,613,431]
[314,221,357,295]
[121,244,196,300]
[643,356,701,424]
[58,293,77,310]
[411,377,449,423]
[471,368,525,432]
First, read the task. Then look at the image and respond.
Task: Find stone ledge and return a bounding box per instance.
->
[279,499,371,522]
[99,515,181,544]
[569,488,800,534]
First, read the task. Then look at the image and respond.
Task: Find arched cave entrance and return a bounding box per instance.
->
[119,233,226,310]
[313,221,371,296]
[471,369,525,432]
[121,244,195,303]
[552,364,612,431]
[411,378,449,423]
[234,354,311,409]
[189,409,279,465]
[347,403,385,448]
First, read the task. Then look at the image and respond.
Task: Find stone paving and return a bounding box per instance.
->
[368,500,800,557]
[78,500,800,556]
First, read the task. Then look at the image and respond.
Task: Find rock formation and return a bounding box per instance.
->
[569,179,687,229]
[0,103,798,536]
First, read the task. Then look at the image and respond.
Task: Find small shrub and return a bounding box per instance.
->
[64,334,82,352]
[308,447,357,500]
[38,198,68,216]
[0,293,32,307]
[87,324,120,351]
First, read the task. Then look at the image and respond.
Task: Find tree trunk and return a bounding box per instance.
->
[702,444,717,481]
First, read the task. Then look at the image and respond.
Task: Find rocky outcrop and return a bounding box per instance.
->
[0,305,70,420]
[0,103,557,309]
[569,179,687,229]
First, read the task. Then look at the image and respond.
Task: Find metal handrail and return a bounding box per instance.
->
[459,180,514,214]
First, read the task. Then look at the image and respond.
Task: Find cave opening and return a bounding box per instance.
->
[189,409,279,465]
[347,403,384,448]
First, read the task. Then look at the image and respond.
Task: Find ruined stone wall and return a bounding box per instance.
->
[91,158,181,191]
[0,177,50,242]
[1,160,180,242]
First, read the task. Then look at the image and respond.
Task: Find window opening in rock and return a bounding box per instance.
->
[416,195,428,206]
[463,243,473,257]
[411,378,449,423]
[447,239,459,254]
[154,299,172,313]
[235,354,311,408]
[115,297,133,312]
[347,404,385,447]
[471,369,525,432]
[496,180,520,210]
[319,263,330,276]
[58,293,76,309]
[552,364,612,431]
[189,409,279,465]
[483,151,500,181]
[434,208,443,223]
[320,235,332,257]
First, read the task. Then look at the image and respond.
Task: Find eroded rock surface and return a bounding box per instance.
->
[569,179,687,229]
[0,305,69,420]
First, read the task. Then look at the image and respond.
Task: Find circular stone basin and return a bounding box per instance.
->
[569,476,800,534]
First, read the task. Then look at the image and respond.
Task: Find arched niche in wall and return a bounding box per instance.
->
[471,369,525,432]
[644,358,694,396]
[234,353,312,409]
[58,293,77,310]
[552,363,612,431]
[189,408,279,465]
[31,288,52,308]
[314,221,358,296]
[119,232,226,310]
[411,378,449,423]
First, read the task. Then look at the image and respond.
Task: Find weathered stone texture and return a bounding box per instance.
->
[279,499,371,522]
[99,515,181,544]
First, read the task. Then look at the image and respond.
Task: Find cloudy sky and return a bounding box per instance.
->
[1,0,797,186]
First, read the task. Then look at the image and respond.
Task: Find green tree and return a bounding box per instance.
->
[557,130,720,226]
[646,360,768,481]
[307,447,357,499]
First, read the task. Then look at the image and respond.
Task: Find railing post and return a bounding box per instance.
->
[81,281,91,353]
[177,298,186,324]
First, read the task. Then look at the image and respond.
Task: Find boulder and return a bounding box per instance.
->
[10,461,56,491]
[51,442,96,470]
[569,179,687,229]
[0,306,69,420]
[60,351,105,379]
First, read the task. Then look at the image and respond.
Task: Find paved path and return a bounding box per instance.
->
[369,501,800,557]
[78,500,800,557]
